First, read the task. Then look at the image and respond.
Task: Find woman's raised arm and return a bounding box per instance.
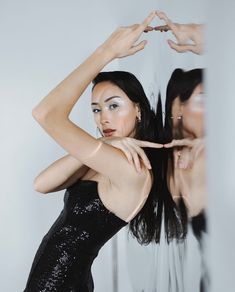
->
[32,11,156,188]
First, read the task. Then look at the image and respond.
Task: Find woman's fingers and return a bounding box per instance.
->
[167,39,196,53]
[166,138,205,169]
[126,138,163,148]
[140,11,157,31]
[107,12,155,58]
[128,11,156,55]
[128,40,148,55]
[105,11,156,58]
[155,11,204,55]
[156,11,177,31]
[174,150,181,168]
[122,147,134,165]
[130,143,152,169]
[122,143,141,172]
[117,144,142,171]
[164,138,194,148]
[136,140,163,148]
[122,139,163,170]
[132,151,142,172]
[155,11,170,23]
[125,144,146,171]
[103,137,161,171]
[164,140,176,148]
[173,148,193,169]
[144,26,155,33]
[104,137,163,171]
[121,139,152,171]
[154,25,170,32]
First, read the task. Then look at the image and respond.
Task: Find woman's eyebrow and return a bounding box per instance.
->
[91,96,121,105]
[105,96,121,102]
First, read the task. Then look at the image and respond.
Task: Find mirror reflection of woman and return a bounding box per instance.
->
[164,68,206,221]
[124,12,207,292]
[23,11,164,292]
[145,10,206,234]
[158,68,207,292]
[126,69,207,292]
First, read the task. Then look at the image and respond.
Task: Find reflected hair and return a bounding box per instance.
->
[165,68,203,141]
[92,71,160,244]
[156,68,204,242]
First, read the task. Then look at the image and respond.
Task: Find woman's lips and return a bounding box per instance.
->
[103,129,116,137]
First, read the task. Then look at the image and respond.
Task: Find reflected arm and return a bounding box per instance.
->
[155,11,204,54]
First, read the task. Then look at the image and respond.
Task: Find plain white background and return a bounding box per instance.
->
[207,1,235,291]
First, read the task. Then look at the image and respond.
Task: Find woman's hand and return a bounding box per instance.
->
[100,11,156,59]
[164,138,205,169]
[100,137,163,172]
[154,11,204,55]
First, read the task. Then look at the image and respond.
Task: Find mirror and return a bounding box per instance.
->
[117,1,208,292]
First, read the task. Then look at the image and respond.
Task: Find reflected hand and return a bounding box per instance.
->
[101,137,163,172]
[155,11,204,55]
[100,11,156,59]
[164,138,205,169]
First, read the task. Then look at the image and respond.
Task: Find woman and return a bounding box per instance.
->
[24,11,162,291]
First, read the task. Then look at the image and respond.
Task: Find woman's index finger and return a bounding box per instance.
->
[137,140,163,148]
[156,11,175,30]
[140,11,156,30]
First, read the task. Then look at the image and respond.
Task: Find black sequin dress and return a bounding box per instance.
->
[24,180,127,292]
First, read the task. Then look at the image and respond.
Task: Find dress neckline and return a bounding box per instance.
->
[78,179,128,225]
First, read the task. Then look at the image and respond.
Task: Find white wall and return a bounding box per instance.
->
[1,1,119,291]
[207,1,235,291]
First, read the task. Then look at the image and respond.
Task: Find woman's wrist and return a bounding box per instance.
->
[93,45,116,64]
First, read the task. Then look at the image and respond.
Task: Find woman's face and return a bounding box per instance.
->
[91,81,140,138]
[172,83,205,138]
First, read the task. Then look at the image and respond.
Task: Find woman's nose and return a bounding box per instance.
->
[100,110,110,125]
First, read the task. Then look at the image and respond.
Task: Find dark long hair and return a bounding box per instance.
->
[92,71,160,244]
[165,68,203,141]
[156,68,204,242]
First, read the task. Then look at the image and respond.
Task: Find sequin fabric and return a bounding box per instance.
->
[24,180,127,292]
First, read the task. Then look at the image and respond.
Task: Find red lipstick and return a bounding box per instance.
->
[103,129,116,137]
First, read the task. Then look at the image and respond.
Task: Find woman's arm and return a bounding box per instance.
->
[34,155,88,194]
[101,137,163,171]
[34,137,162,194]
[32,12,156,188]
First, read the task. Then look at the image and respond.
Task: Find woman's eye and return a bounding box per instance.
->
[109,104,118,110]
[92,108,101,113]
